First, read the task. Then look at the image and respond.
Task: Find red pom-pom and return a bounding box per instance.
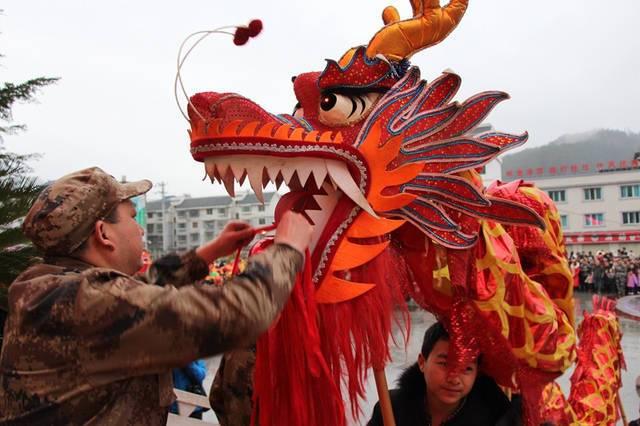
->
[233,27,250,46]
[247,19,263,37]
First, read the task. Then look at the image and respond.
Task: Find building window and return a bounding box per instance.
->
[190,233,200,241]
[206,208,213,214]
[622,211,640,225]
[258,205,265,212]
[177,211,186,218]
[178,223,186,230]
[218,208,227,215]
[242,206,251,212]
[205,231,215,240]
[147,224,154,233]
[258,218,266,225]
[620,184,640,199]
[583,187,602,201]
[177,235,187,243]
[148,212,153,219]
[156,224,163,233]
[192,222,198,229]
[547,190,566,203]
[584,213,604,227]
[560,215,568,228]
[189,210,199,218]
[157,212,163,218]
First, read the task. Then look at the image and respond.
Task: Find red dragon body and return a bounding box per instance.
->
[183,1,625,424]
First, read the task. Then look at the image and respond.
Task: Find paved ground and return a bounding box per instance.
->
[618,295,640,320]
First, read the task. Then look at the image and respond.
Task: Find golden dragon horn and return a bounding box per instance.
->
[339,0,469,65]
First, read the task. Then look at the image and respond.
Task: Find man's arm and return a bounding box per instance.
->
[76,211,312,385]
[76,242,302,384]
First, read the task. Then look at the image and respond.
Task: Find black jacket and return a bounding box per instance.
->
[367,364,522,426]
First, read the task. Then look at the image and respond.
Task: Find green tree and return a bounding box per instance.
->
[0,70,58,315]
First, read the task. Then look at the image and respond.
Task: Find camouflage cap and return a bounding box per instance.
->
[22,167,152,256]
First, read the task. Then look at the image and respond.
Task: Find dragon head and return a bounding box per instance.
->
[188,0,543,305]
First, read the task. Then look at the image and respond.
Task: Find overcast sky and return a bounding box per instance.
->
[3,0,639,198]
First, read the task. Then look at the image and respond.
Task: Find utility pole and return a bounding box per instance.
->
[158,182,169,254]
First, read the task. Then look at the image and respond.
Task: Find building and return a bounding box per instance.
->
[500,130,640,253]
[145,192,280,258]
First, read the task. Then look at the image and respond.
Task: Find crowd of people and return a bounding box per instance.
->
[568,248,640,297]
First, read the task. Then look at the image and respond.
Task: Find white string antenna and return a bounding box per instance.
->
[174,27,236,123]
[174,20,263,123]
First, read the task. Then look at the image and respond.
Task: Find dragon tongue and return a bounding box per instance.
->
[274,191,309,223]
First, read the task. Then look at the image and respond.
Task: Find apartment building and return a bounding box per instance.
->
[527,172,640,252]
[501,130,640,252]
[145,192,280,258]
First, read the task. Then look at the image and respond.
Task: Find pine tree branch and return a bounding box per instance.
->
[0,245,39,285]
[0,163,44,224]
[0,77,59,121]
[0,228,28,249]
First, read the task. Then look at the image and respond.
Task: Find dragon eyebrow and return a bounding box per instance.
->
[321,86,388,96]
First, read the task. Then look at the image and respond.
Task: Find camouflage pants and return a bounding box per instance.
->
[210,346,256,426]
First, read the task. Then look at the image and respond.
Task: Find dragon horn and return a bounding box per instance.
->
[344,0,469,63]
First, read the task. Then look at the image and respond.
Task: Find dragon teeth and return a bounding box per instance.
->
[230,163,245,181]
[247,167,265,203]
[325,160,378,218]
[311,165,327,190]
[203,155,377,219]
[307,189,341,252]
[295,164,312,187]
[279,164,296,184]
[222,168,235,197]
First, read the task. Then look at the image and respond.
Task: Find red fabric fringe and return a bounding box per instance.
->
[253,250,344,426]
[252,246,409,425]
[317,246,410,419]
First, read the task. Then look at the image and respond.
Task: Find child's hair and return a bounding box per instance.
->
[420,322,450,358]
[421,322,482,365]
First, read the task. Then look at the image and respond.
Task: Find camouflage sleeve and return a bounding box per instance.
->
[146,249,209,287]
[75,243,302,384]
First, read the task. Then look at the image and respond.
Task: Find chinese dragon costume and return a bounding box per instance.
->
[181,1,625,425]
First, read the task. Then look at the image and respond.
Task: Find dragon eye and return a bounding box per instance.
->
[320,94,337,111]
[318,91,381,126]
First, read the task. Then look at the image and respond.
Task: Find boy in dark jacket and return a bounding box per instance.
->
[368,322,521,426]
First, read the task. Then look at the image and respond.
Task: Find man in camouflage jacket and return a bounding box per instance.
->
[0,167,311,425]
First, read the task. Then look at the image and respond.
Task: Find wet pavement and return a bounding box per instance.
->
[202,292,640,425]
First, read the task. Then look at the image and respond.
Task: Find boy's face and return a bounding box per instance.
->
[418,339,478,407]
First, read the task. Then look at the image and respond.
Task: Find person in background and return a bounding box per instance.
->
[170,359,208,419]
[570,261,580,292]
[628,266,640,295]
[604,261,616,294]
[593,259,605,294]
[209,346,256,426]
[614,258,628,298]
[367,322,520,426]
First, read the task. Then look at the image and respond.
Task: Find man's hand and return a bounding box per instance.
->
[196,221,255,263]
[274,211,313,255]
